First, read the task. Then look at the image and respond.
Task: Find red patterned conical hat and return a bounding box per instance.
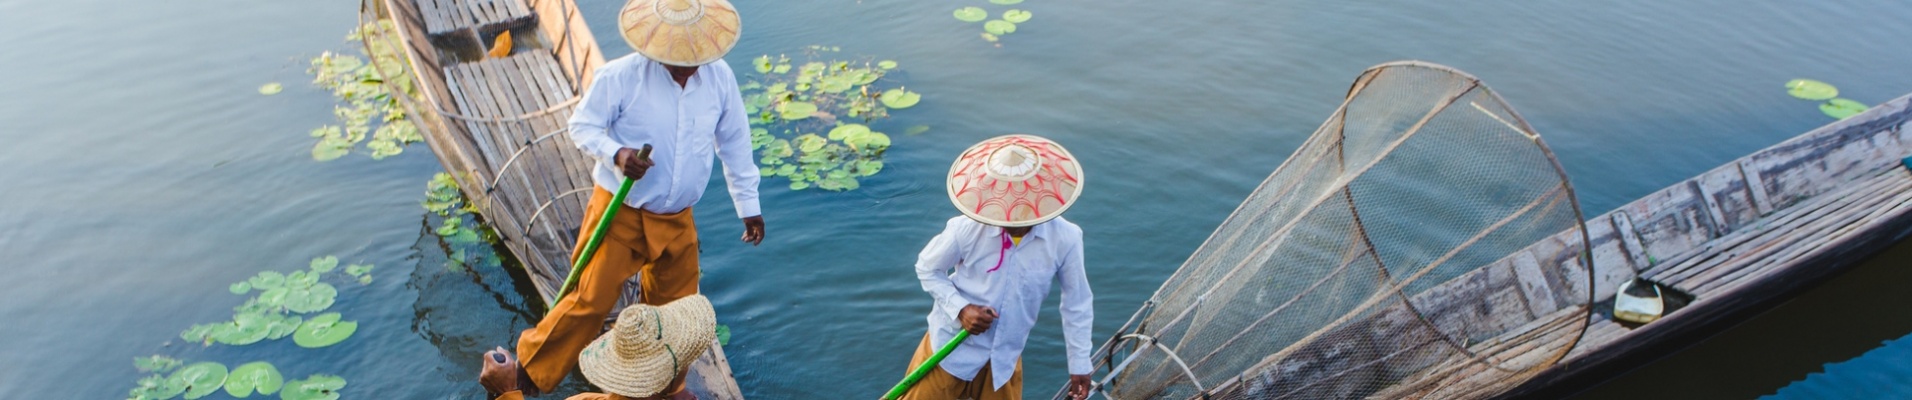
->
[618,0,741,67]
[947,135,1085,227]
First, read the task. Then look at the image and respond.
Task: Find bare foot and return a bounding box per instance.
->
[479,346,521,398]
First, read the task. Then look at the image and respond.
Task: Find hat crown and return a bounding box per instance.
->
[986,145,1041,181]
[654,0,703,25]
[611,306,665,359]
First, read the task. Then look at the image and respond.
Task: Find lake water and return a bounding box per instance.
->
[5,0,1912,398]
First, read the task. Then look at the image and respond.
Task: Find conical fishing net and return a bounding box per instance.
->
[1085,62,1594,399]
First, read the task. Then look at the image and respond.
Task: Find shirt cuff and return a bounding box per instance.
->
[939,295,969,323]
[1069,358,1093,376]
[734,198,761,219]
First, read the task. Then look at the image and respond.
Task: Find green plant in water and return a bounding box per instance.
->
[226,362,285,398]
[423,173,504,271]
[306,19,424,161]
[1786,79,1838,100]
[716,324,732,346]
[742,47,920,191]
[135,355,183,373]
[177,362,229,400]
[259,83,284,95]
[1821,98,1868,119]
[984,20,1018,35]
[1003,9,1033,23]
[181,256,363,347]
[281,374,347,400]
[292,312,358,348]
[953,6,988,22]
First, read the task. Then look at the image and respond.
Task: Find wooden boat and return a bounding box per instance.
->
[1068,62,1912,398]
[356,0,745,397]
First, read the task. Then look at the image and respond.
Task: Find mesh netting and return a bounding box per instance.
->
[1089,62,1593,399]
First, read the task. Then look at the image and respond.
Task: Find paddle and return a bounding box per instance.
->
[550,144,651,309]
[882,329,971,400]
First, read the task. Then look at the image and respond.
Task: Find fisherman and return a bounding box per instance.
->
[481,295,720,400]
[478,0,760,398]
[901,135,1095,400]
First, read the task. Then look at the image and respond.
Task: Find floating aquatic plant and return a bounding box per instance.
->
[742,47,922,191]
[423,173,503,271]
[1003,9,1032,23]
[953,7,988,22]
[1821,98,1868,119]
[182,256,362,347]
[306,19,424,161]
[225,362,284,398]
[293,312,358,348]
[128,372,187,400]
[259,83,284,95]
[176,362,229,399]
[135,355,183,373]
[984,20,1017,35]
[1786,79,1838,100]
[281,374,346,400]
[716,324,732,346]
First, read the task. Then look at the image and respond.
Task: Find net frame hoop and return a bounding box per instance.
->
[1089,61,1598,399]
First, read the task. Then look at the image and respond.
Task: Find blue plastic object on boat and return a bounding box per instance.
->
[1903,155,1911,171]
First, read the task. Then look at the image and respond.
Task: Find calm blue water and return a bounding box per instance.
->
[5,0,1912,398]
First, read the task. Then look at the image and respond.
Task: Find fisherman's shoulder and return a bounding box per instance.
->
[1046,217,1083,236]
[943,216,984,233]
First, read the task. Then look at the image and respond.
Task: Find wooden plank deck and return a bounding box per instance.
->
[361,0,745,397]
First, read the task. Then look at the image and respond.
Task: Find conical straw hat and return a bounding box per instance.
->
[947,135,1085,227]
[618,0,742,66]
[578,295,717,397]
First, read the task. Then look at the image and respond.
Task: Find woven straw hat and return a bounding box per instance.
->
[578,295,717,397]
[947,135,1085,227]
[617,0,742,67]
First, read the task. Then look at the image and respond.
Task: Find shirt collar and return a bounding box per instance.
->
[995,219,1050,241]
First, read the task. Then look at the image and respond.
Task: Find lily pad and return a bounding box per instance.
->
[878,60,898,70]
[265,314,302,340]
[752,55,772,73]
[280,374,346,400]
[172,362,228,399]
[259,83,284,95]
[981,32,1000,43]
[880,89,921,109]
[716,324,731,346]
[828,124,871,141]
[309,256,339,273]
[284,283,337,314]
[230,282,252,295]
[249,271,286,290]
[256,287,289,309]
[846,132,892,150]
[779,101,819,120]
[1787,79,1838,100]
[129,374,188,400]
[989,0,1023,4]
[984,20,1018,35]
[213,313,272,345]
[286,271,318,288]
[796,134,828,153]
[344,264,373,277]
[312,138,351,161]
[1821,98,1868,119]
[1003,9,1033,23]
[226,362,284,398]
[954,7,988,22]
[135,355,183,373]
[293,312,358,348]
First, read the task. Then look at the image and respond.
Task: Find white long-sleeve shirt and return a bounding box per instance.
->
[567,54,761,218]
[916,216,1094,389]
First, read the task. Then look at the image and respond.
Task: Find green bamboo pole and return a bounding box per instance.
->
[883,329,971,400]
[550,145,650,309]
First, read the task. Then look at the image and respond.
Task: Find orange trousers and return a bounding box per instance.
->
[898,332,1023,400]
[515,187,701,396]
